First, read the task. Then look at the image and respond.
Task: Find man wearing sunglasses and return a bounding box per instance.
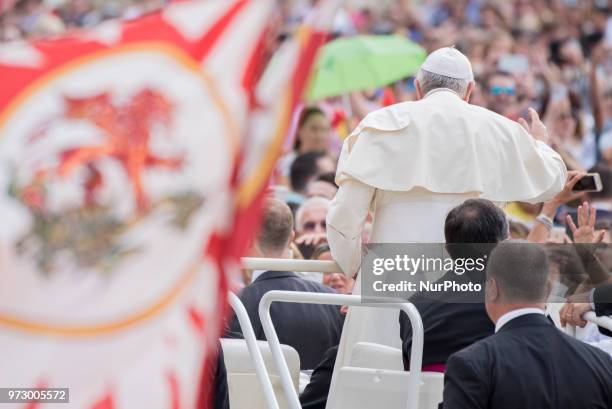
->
[485,70,517,116]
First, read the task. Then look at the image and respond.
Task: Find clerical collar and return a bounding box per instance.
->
[424,88,460,98]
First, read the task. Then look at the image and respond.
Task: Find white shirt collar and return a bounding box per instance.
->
[495,308,545,333]
[424,87,460,98]
[251,269,266,283]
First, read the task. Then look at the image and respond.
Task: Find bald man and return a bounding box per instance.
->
[326,47,567,374]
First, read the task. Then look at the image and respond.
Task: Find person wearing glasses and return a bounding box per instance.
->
[294,196,330,251]
[484,70,517,117]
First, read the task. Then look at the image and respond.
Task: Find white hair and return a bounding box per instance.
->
[295,196,330,231]
[416,69,471,97]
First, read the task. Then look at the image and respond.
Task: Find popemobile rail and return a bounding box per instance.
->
[242,257,612,331]
[241,258,424,409]
[235,257,612,409]
[241,257,612,332]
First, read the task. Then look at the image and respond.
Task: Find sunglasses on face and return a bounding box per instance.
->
[303,220,326,231]
[489,85,515,96]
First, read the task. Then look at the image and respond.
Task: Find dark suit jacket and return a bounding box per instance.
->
[594,283,612,336]
[593,284,612,337]
[226,271,343,369]
[442,313,612,409]
[299,345,338,409]
[399,270,494,369]
[400,302,494,369]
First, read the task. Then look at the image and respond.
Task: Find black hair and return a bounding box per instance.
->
[316,172,338,188]
[444,199,508,262]
[289,151,326,194]
[445,199,509,245]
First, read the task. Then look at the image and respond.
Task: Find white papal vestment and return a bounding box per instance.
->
[326,89,567,375]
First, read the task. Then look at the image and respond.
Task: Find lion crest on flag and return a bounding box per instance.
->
[7,88,205,275]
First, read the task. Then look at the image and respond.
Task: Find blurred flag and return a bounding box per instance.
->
[223,0,339,262]
[331,108,350,139]
[0,1,336,408]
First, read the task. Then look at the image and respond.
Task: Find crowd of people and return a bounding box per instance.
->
[227,1,612,408]
[0,0,167,39]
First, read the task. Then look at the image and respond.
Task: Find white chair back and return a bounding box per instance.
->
[220,338,300,409]
[258,291,424,409]
[347,342,443,409]
[326,367,411,409]
[326,368,444,409]
[349,342,404,371]
[418,372,444,409]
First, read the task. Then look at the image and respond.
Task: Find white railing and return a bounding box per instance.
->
[583,311,612,331]
[242,257,342,273]
[242,257,612,331]
[227,292,279,409]
[258,290,424,409]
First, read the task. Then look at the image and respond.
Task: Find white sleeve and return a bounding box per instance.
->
[326,179,375,277]
[523,140,567,204]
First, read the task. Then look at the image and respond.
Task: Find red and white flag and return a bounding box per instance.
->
[0,1,336,408]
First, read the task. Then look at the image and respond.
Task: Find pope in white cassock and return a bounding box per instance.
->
[326,47,567,370]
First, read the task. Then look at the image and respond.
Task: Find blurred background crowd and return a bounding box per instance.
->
[270,0,612,293]
[2,0,611,287]
[2,1,612,406]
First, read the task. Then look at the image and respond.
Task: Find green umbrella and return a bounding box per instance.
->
[306,34,426,101]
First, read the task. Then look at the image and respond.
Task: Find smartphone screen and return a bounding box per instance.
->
[572,174,599,192]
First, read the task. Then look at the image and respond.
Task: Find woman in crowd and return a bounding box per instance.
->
[277,106,332,185]
[545,89,596,170]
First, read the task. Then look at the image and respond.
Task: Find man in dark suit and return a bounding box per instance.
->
[442,242,612,409]
[400,199,504,369]
[299,345,338,409]
[226,198,343,369]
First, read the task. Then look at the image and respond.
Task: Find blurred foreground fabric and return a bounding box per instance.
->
[0,0,332,407]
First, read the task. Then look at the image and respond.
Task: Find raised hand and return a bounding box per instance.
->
[518,107,549,144]
[566,202,606,243]
[550,171,585,206]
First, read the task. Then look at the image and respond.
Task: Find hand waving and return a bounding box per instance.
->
[518,107,549,145]
[566,202,606,243]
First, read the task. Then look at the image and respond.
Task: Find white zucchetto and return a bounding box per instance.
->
[420,47,474,81]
